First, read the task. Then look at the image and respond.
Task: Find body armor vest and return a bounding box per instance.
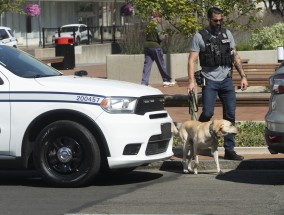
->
[199,28,233,67]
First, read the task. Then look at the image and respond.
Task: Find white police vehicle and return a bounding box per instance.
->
[0,26,18,48]
[0,45,173,187]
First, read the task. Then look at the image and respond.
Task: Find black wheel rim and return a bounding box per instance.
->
[45,136,85,175]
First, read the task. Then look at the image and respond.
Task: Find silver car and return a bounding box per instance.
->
[265,61,284,154]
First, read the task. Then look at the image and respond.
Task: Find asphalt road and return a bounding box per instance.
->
[0,169,283,215]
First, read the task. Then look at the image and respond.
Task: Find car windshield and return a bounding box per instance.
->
[61,26,78,33]
[0,45,62,78]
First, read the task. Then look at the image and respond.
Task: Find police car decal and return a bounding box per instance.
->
[0,91,105,105]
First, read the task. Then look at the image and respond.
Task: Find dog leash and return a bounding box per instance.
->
[188,90,198,121]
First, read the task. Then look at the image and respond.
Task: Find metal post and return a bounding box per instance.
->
[38,0,42,47]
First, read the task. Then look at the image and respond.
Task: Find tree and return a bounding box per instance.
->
[262,0,284,16]
[133,0,263,36]
[0,0,25,16]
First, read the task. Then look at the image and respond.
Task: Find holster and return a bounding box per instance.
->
[194,70,205,87]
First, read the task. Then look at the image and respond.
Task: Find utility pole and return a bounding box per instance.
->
[38,0,42,47]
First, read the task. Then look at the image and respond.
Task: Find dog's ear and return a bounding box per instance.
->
[213,120,224,133]
[213,120,225,136]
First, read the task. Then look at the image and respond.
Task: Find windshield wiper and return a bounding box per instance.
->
[33,74,61,78]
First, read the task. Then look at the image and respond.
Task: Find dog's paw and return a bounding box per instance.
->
[217,170,225,176]
[183,169,190,174]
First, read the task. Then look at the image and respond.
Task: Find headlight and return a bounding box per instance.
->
[100,97,137,114]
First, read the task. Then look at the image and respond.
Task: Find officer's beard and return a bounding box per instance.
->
[210,24,221,35]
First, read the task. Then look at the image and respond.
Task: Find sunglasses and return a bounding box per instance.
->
[211,19,223,23]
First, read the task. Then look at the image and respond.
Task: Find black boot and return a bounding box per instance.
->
[224,150,244,161]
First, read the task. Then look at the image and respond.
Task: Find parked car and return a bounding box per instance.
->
[52,24,92,45]
[0,45,173,187]
[265,61,284,154]
[0,26,17,48]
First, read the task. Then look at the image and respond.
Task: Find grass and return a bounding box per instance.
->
[173,121,266,147]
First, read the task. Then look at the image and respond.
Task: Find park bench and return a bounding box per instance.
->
[164,92,270,107]
[38,56,64,64]
[164,63,280,107]
[175,63,280,89]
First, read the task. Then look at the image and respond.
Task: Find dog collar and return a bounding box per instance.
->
[209,122,219,140]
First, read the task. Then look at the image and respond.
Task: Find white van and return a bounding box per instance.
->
[0,26,18,48]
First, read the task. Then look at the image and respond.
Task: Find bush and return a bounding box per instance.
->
[250,22,284,50]
[235,44,254,51]
[173,121,266,147]
[119,21,191,54]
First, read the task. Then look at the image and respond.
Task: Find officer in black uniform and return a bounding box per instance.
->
[187,7,249,160]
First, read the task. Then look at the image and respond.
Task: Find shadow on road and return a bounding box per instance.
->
[0,170,163,187]
[0,170,45,187]
[93,171,163,186]
[216,169,284,185]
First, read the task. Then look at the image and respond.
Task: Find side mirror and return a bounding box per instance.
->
[0,78,4,85]
[74,70,88,77]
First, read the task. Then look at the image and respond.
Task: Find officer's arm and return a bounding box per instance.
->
[233,49,246,78]
[187,51,199,92]
[233,49,248,91]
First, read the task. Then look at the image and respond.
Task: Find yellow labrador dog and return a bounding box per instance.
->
[176,119,238,175]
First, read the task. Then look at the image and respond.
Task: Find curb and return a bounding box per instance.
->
[141,159,284,172]
[139,147,284,171]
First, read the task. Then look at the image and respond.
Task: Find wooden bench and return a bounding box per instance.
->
[164,92,270,107]
[38,56,64,64]
[175,63,280,89]
[168,63,280,107]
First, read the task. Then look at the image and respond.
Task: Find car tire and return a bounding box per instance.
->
[33,120,100,187]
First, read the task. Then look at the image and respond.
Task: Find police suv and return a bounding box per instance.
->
[0,45,173,187]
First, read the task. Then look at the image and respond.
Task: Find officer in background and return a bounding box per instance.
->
[187,7,248,160]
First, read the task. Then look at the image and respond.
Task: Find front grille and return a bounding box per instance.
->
[145,123,172,155]
[135,95,165,115]
[146,139,170,155]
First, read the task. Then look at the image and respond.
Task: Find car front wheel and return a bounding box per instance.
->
[33,120,100,187]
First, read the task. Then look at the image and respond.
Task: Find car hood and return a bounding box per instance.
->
[35,75,163,97]
[54,32,74,37]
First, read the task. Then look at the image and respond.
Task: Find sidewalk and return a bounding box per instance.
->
[59,63,284,170]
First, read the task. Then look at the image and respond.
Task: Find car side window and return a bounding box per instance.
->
[80,26,86,32]
[0,29,9,40]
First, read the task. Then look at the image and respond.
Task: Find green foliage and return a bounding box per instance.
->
[219,121,266,147]
[119,24,145,54]
[119,22,191,54]
[173,121,266,147]
[133,0,263,36]
[0,0,25,16]
[235,44,254,51]
[250,22,284,50]
[163,34,191,54]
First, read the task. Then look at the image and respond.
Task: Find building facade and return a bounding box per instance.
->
[2,0,129,46]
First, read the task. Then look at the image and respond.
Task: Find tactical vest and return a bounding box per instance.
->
[199,28,233,67]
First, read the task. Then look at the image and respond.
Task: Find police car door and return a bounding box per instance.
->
[0,72,10,152]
